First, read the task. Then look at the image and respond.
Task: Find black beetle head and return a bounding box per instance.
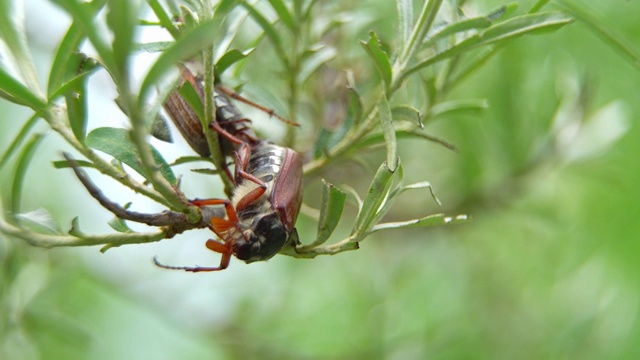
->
[232,213,289,263]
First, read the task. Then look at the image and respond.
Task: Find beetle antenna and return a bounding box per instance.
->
[153,256,225,272]
[216,85,300,127]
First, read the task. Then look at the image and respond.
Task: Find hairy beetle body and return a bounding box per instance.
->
[222,142,302,263]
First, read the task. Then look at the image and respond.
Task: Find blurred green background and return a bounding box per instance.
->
[2,0,640,359]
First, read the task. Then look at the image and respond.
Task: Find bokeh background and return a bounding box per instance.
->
[2,0,640,359]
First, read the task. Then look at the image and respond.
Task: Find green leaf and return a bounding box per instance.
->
[313,128,332,159]
[108,217,133,233]
[15,208,63,235]
[354,128,458,153]
[48,58,101,101]
[0,113,40,172]
[52,159,94,169]
[351,161,398,236]
[346,84,363,126]
[9,134,45,216]
[405,12,573,79]
[151,113,173,143]
[369,213,471,233]
[176,77,205,120]
[557,0,640,70]
[391,105,423,128]
[267,0,295,31]
[47,0,105,96]
[138,41,174,53]
[529,0,551,13]
[481,11,573,44]
[86,127,177,185]
[65,86,88,143]
[397,0,414,45]
[298,46,337,85]
[0,0,41,95]
[311,180,347,247]
[425,3,519,46]
[51,0,117,80]
[216,48,255,76]
[63,54,99,143]
[106,0,141,77]
[0,66,46,109]
[68,217,85,237]
[400,181,442,206]
[377,93,398,171]
[427,99,489,120]
[146,0,179,38]
[360,31,392,89]
[138,17,219,106]
[241,2,287,66]
[215,0,241,18]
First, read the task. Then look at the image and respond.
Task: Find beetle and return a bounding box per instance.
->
[157,66,303,271]
[163,67,295,160]
[154,139,303,271]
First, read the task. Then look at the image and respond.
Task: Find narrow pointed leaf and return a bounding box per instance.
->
[311,180,347,247]
[369,213,471,233]
[241,2,286,64]
[427,99,489,120]
[138,41,173,53]
[48,0,105,96]
[216,48,255,76]
[0,67,46,109]
[51,0,117,78]
[425,3,518,46]
[15,208,63,235]
[10,134,45,216]
[360,31,392,88]
[397,0,414,45]
[351,161,398,236]
[267,0,295,31]
[86,127,177,185]
[139,18,219,105]
[63,54,99,142]
[0,0,41,94]
[406,12,573,77]
[0,113,39,172]
[392,105,423,128]
[558,0,640,70]
[107,0,141,77]
[378,93,397,171]
[299,46,337,84]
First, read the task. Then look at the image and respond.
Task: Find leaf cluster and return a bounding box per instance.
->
[0,0,576,259]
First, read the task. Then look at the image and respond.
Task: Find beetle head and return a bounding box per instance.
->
[232,212,289,263]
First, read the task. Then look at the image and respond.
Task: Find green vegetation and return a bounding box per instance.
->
[1,0,639,358]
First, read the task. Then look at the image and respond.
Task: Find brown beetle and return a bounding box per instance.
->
[156,70,303,271]
[154,139,303,271]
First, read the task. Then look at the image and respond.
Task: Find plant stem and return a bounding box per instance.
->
[45,106,172,207]
[0,217,167,248]
[304,0,444,177]
[202,45,235,195]
[126,92,198,219]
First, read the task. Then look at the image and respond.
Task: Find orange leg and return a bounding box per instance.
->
[191,198,239,224]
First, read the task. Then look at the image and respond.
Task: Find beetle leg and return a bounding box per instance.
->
[191,198,239,224]
[191,198,251,243]
[210,120,251,146]
[232,143,268,211]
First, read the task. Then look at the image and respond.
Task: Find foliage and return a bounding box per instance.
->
[1,0,640,358]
